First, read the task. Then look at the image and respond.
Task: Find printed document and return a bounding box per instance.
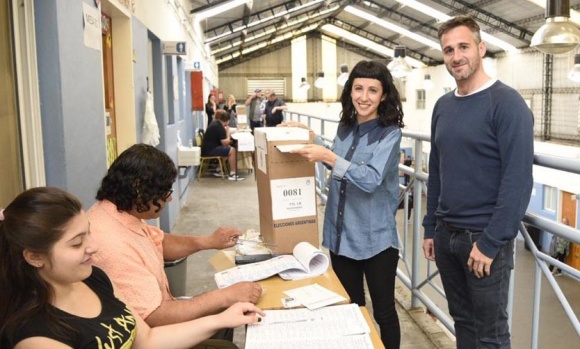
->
[245,303,373,349]
[283,283,347,310]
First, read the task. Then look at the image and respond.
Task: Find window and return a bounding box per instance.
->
[416,89,426,109]
[543,185,557,212]
[247,78,286,98]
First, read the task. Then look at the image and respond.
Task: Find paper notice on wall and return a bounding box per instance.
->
[270,177,316,220]
[83,3,102,51]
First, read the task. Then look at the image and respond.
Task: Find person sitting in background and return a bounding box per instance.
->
[0,186,264,349]
[87,144,259,335]
[264,91,288,127]
[225,94,238,128]
[202,110,244,181]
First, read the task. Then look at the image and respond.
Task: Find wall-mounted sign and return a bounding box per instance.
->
[184,60,201,71]
[163,41,187,55]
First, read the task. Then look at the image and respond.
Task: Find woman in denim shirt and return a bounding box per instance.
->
[287,60,404,348]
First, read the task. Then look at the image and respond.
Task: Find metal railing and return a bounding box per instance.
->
[285,110,580,348]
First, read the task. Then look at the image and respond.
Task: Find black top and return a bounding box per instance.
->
[205,103,215,123]
[225,104,238,128]
[264,98,285,126]
[12,267,137,348]
[201,120,227,156]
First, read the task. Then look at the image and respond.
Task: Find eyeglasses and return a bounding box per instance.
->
[162,189,173,200]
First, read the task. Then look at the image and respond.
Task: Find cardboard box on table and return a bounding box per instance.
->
[254,127,319,254]
[235,105,248,129]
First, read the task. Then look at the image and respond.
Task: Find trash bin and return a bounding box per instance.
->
[524,224,542,251]
[164,257,188,297]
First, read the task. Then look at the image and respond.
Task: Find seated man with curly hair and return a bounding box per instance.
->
[87,144,262,345]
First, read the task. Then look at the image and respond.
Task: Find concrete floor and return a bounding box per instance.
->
[170,172,580,348]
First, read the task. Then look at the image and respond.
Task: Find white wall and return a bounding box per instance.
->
[133,0,218,87]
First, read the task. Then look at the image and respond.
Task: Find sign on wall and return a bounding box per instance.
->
[163,41,187,55]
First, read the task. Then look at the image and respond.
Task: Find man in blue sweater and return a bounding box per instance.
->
[422,16,533,349]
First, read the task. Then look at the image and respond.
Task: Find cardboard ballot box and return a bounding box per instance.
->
[254,127,319,254]
[235,105,248,129]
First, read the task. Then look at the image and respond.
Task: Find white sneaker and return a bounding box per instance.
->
[228,174,245,181]
[212,171,223,177]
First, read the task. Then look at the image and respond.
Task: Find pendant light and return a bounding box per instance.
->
[387,46,413,79]
[531,0,580,55]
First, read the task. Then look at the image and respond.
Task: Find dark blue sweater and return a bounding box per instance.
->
[423,81,534,259]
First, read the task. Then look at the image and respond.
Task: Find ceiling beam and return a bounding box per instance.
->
[325,18,441,65]
[428,0,534,43]
[357,0,441,40]
[205,0,345,45]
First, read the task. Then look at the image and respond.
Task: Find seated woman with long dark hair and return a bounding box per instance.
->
[0,187,263,349]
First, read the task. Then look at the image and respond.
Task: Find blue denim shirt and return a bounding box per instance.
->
[322,119,402,260]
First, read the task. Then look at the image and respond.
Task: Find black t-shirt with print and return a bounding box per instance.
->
[12,267,137,348]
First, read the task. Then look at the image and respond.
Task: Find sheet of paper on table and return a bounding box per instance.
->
[245,303,373,349]
[283,283,347,310]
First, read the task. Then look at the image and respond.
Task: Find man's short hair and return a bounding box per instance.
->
[215,109,231,122]
[438,15,482,44]
[254,88,261,93]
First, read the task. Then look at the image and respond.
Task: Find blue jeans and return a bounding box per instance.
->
[434,221,513,349]
[330,248,400,349]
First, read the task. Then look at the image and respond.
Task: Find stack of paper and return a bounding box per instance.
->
[245,304,373,349]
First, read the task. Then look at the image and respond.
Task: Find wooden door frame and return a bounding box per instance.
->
[11,0,45,188]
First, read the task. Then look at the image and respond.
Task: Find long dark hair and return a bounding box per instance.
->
[0,187,82,344]
[339,60,404,128]
[96,144,177,213]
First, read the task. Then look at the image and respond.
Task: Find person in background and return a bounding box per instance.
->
[0,187,264,349]
[264,91,288,127]
[422,15,534,349]
[87,144,257,334]
[202,110,244,181]
[205,94,217,127]
[282,60,404,348]
[225,94,238,128]
[244,89,265,131]
[403,156,413,186]
[549,217,572,276]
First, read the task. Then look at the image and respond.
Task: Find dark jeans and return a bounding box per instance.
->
[330,248,400,349]
[434,221,514,349]
[249,119,263,131]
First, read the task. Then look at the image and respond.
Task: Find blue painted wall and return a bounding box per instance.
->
[34,0,107,208]
[34,1,195,232]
